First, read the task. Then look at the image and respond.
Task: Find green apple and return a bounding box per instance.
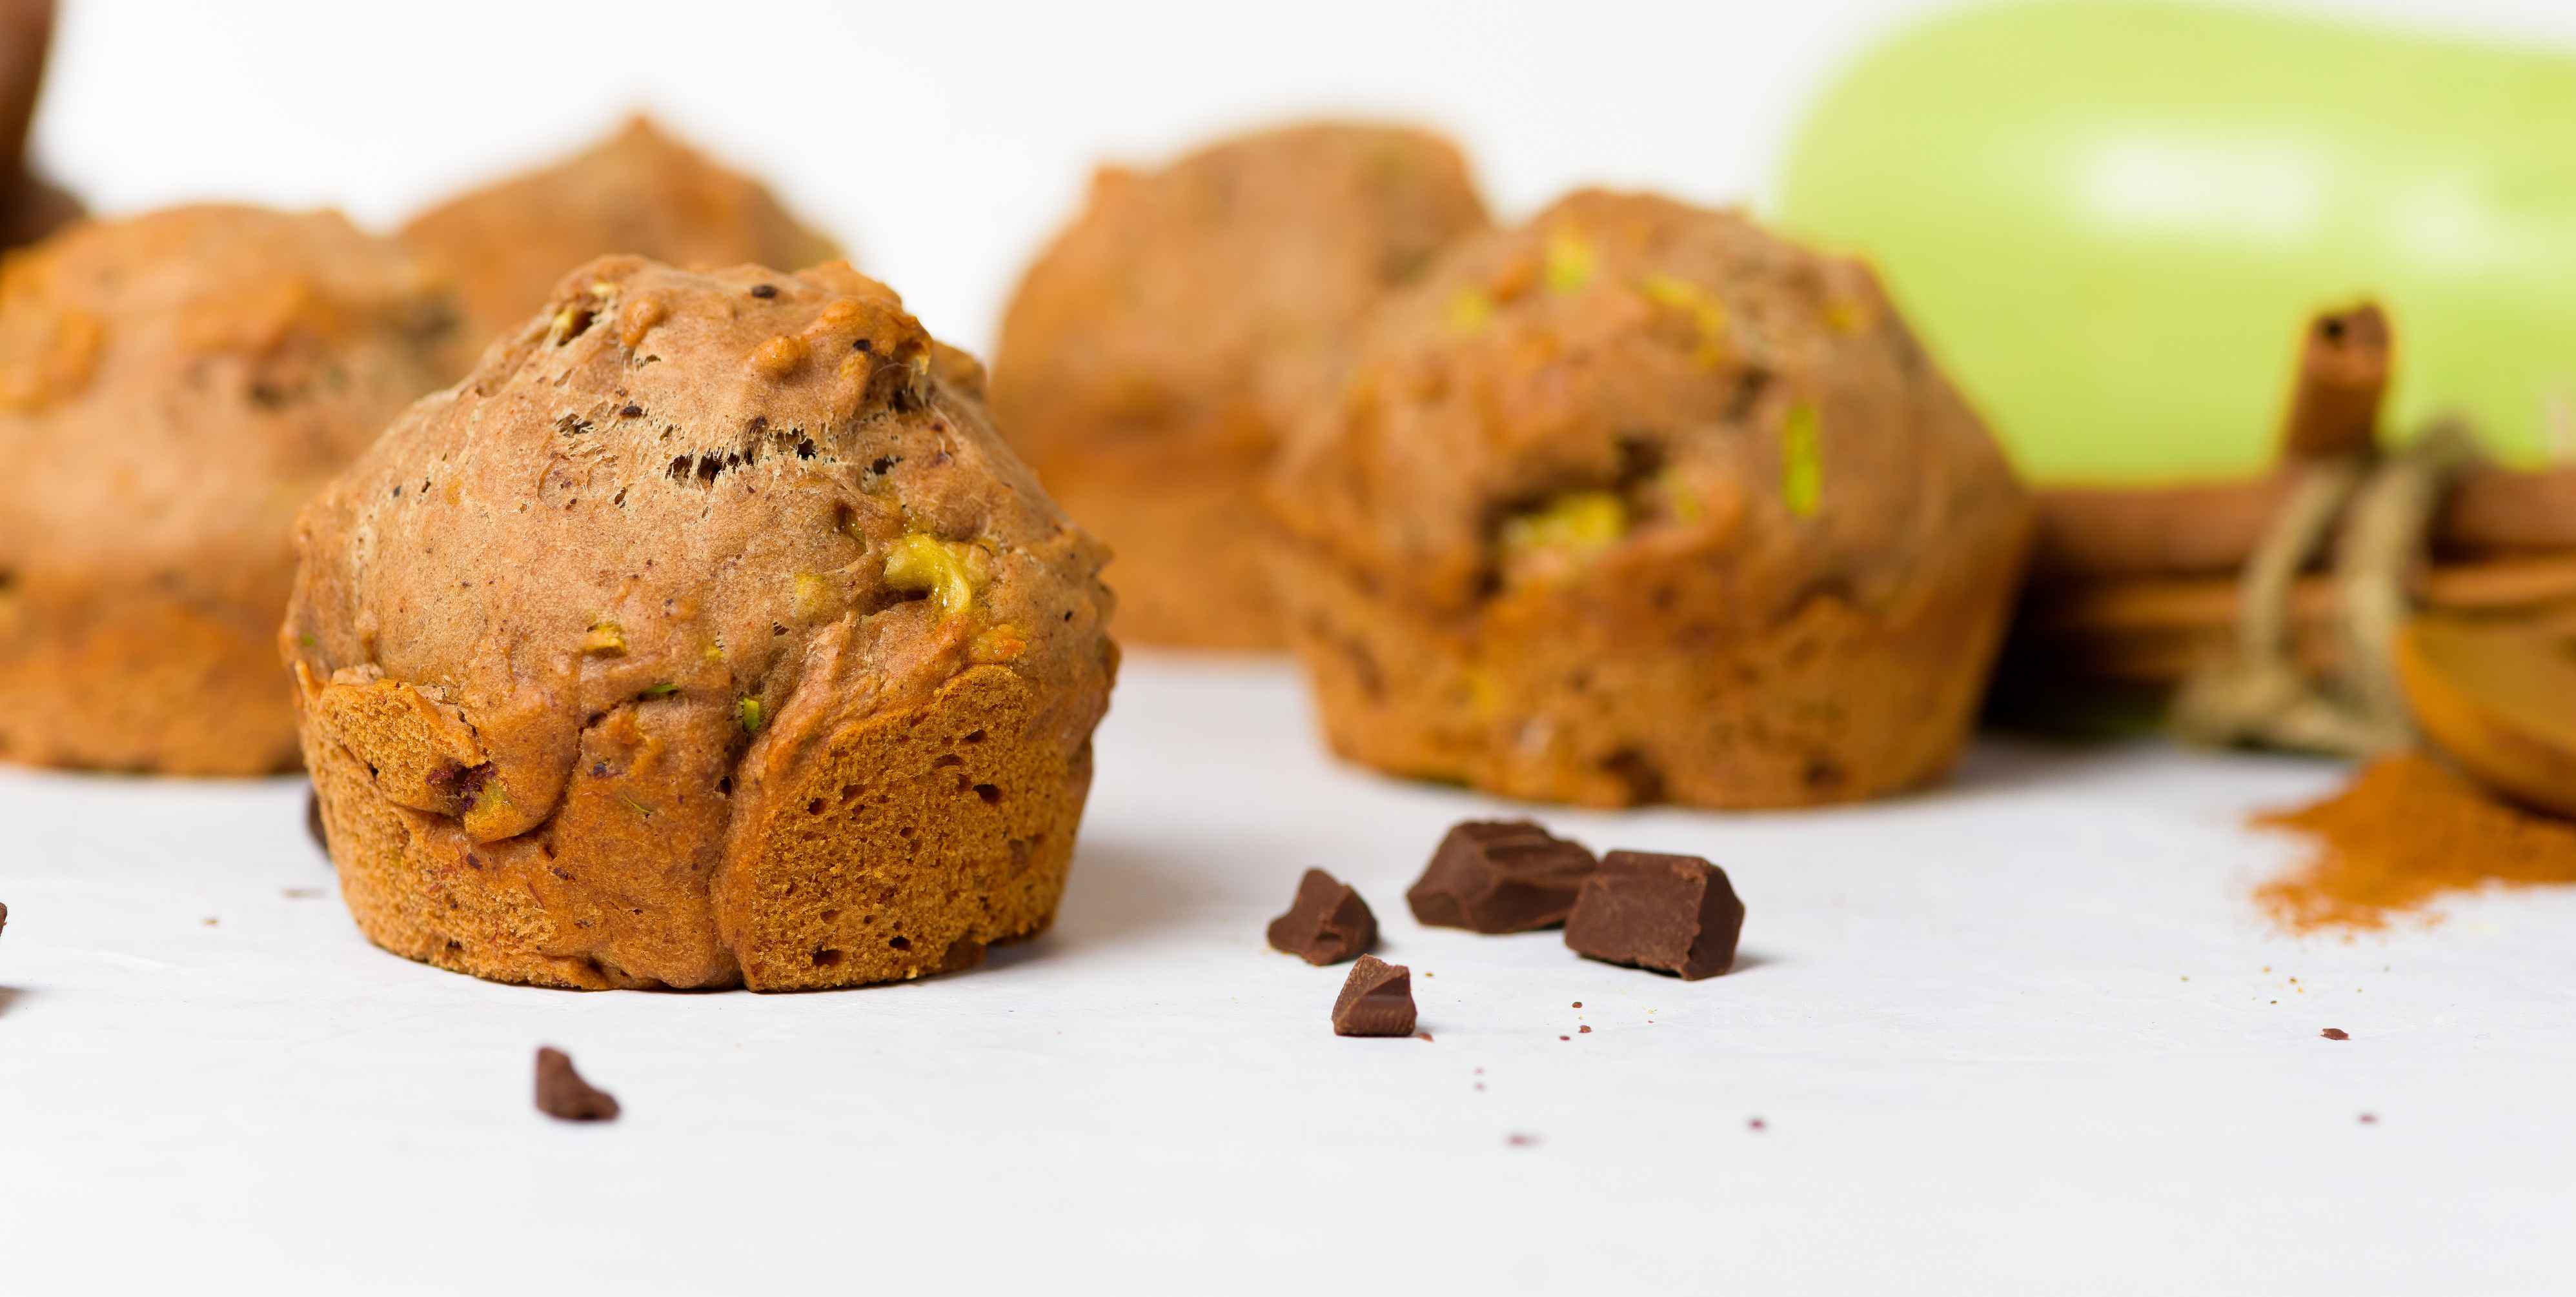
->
[1773,0,2576,484]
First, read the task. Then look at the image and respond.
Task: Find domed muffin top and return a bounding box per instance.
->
[401,116,842,359]
[994,121,1488,460]
[0,204,454,581]
[286,257,1111,843]
[1265,188,2027,623]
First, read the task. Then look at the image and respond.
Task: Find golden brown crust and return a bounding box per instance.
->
[286,257,1116,990]
[993,121,1488,648]
[1264,190,2031,808]
[0,205,454,774]
[400,116,841,377]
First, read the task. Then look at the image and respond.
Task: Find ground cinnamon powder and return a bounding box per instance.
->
[2254,753,2576,931]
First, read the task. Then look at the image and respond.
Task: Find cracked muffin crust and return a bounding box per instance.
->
[400,116,840,376]
[993,121,1488,649]
[0,205,456,774]
[1264,190,2032,809]
[284,257,1117,990]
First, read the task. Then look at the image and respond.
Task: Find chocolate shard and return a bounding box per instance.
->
[1332,954,1417,1037]
[533,1047,620,1121]
[1406,819,1598,933]
[1266,868,1377,965]
[1563,850,1745,981]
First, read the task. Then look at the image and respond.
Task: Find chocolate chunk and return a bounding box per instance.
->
[1563,850,1745,980]
[533,1047,620,1121]
[1332,954,1417,1037]
[1407,820,1597,933]
[2321,1027,2350,1041]
[1266,868,1377,965]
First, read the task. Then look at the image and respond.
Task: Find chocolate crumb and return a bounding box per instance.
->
[749,284,778,299]
[2321,1027,2350,1040]
[1563,850,1745,980]
[1505,1132,1540,1148]
[1748,1117,1767,1132]
[1577,1025,1591,1034]
[534,1047,620,1121]
[619,403,643,418]
[1332,955,1417,1037]
[1570,1001,1581,1009]
[1265,869,1377,965]
[1408,820,1598,933]
[2358,1112,2378,1125]
[1559,1035,1570,1041]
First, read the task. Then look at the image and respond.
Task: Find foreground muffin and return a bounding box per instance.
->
[400,115,840,372]
[1265,190,2031,808]
[993,122,1488,648]
[284,257,1117,990]
[0,206,453,774]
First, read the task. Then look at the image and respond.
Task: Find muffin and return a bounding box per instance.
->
[283,257,1117,991]
[1264,190,2032,809]
[1,0,79,248]
[400,115,840,374]
[0,206,456,774]
[993,121,1488,649]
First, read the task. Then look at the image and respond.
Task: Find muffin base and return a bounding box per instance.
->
[299,663,1092,990]
[0,580,299,776]
[1270,526,2029,809]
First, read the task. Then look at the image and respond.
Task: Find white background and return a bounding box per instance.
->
[10,2,2576,1294]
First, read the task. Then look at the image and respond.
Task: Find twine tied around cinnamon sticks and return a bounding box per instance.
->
[2169,305,2482,756]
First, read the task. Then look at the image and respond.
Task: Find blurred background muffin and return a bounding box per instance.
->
[0,205,455,774]
[399,114,840,375]
[1265,190,2031,808]
[0,0,78,247]
[993,121,1488,650]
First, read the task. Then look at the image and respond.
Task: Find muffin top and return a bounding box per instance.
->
[285,257,1113,843]
[1265,189,2028,624]
[993,121,1488,463]
[0,205,454,594]
[401,116,842,360]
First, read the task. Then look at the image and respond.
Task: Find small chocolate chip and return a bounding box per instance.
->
[749,284,778,299]
[1563,850,1745,981]
[534,1047,620,1121]
[619,404,642,418]
[2321,1027,2350,1041]
[1265,869,1376,965]
[1408,820,1598,933]
[1331,955,1416,1038]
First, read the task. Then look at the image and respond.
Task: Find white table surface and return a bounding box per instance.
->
[3,656,2571,1294]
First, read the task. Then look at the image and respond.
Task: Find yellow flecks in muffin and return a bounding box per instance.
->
[1782,403,1824,518]
[1656,468,1707,523]
[1543,227,1597,295]
[791,572,833,620]
[641,681,680,698]
[1639,274,1729,368]
[1445,288,1496,336]
[752,334,808,379]
[1823,298,1874,335]
[884,532,993,618]
[737,696,767,735]
[617,296,666,348]
[1499,491,1628,574]
[702,638,727,665]
[1461,665,1503,717]
[581,620,627,656]
[970,623,1029,664]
